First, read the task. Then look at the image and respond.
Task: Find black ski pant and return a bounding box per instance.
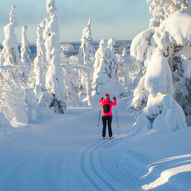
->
[102,116,112,138]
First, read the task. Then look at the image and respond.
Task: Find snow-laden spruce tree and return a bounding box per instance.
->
[92,38,123,98]
[78,18,95,66]
[21,25,31,80]
[63,60,82,107]
[0,70,29,127]
[60,44,82,107]
[147,0,191,27]
[116,47,132,89]
[21,25,38,121]
[45,34,66,113]
[33,23,47,100]
[78,18,95,106]
[43,0,60,61]
[0,5,28,127]
[35,0,66,114]
[129,1,191,135]
[0,5,20,66]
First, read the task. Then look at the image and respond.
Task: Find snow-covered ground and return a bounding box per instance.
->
[1,1,191,190]
[0,99,191,191]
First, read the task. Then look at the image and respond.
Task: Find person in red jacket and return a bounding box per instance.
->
[99,93,116,139]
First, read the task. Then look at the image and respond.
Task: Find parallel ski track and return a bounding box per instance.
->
[98,148,126,187]
[90,141,118,191]
[81,140,103,191]
[81,139,124,191]
[92,140,128,191]
[98,142,142,191]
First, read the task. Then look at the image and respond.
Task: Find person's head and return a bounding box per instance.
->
[105,93,110,100]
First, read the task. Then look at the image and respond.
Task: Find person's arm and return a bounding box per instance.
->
[99,97,104,106]
[112,97,116,106]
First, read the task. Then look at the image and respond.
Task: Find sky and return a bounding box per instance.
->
[0,0,151,44]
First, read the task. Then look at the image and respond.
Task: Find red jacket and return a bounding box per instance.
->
[99,98,116,116]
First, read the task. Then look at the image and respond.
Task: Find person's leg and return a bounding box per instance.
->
[102,116,107,137]
[108,116,113,137]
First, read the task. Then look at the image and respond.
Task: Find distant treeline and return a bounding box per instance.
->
[0,40,131,59]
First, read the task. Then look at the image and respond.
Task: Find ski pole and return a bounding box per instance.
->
[97,107,101,127]
[115,106,119,128]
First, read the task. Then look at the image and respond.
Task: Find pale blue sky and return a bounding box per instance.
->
[0,0,150,43]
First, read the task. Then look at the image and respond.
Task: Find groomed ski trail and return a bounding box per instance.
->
[81,140,126,191]
[0,104,136,191]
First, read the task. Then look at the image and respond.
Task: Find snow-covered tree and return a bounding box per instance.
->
[78,18,95,66]
[78,18,95,106]
[34,0,66,114]
[130,28,155,110]
[147,0,191,27]
[46,0,56,16]
[44,33,66,113]
[0,68,28,127]
[33,23,47,99]
[63,57,82,107]
[92,38,123,98]
[107,38,118,79]
[0,5,28,126]
[33,0,58,94]
[116,47,132,89]
[21,25,31,80]
[130,4,191,133]
[43,0,59,45]
[0,5,20,66]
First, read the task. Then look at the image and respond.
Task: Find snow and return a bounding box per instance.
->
[130,28,155,62]
[21,25,31,80]
[126,6,191,190]
[61,43,74,53]
[154,11,191,46]
[179,45,191,79]
[144,49,174,96]
[21,25,31,64]
[0,1,191,190]
[46,0,56,16]
[33,0,66,114]
[0,100,191,190]
[78,18,95,106]
[130,10,191,130]
[142,163,191,190]
[0,5,29,126]
[0,5,20,67]
[80,17,93,44]
[92,39,123,98]
[0,112,11,130]
[33,24,46,90]
[153,95,187,131]
[2,23,18,49]
[2,6,18,49]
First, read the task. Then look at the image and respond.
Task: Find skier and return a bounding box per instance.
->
[99,93,116,139]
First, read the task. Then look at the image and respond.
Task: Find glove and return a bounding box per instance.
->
[101,97,104,101]
[113,96,116,100]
